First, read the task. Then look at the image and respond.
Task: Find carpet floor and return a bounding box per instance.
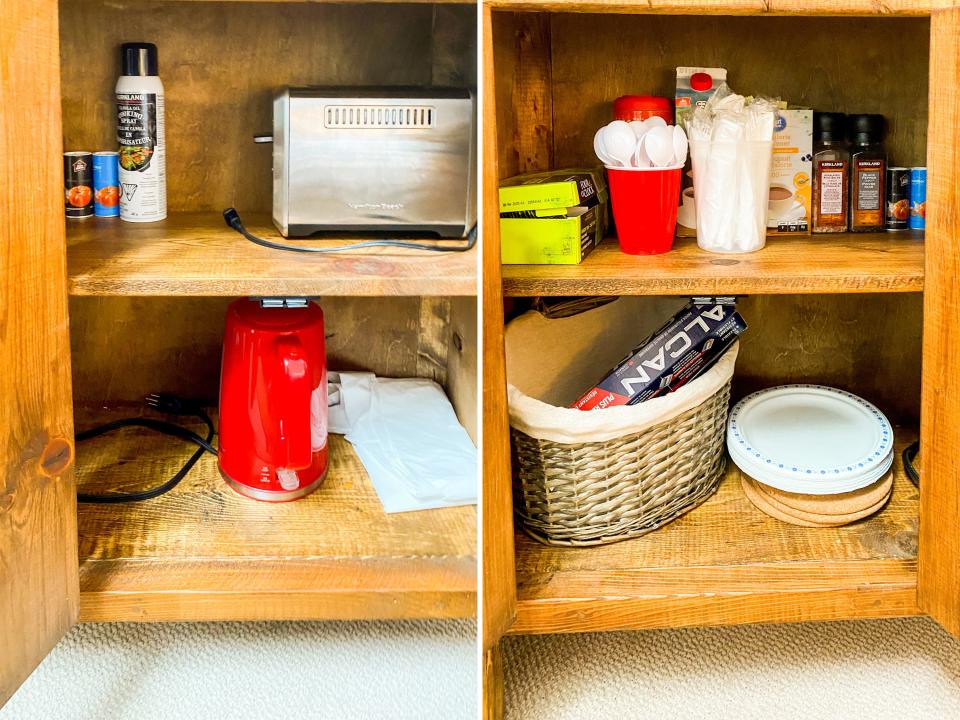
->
[504,617,960,719]
[1,620,475,720]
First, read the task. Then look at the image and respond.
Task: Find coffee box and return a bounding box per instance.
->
[768,109,813,235]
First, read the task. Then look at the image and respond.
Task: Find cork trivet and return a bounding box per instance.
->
[740,474,891,527]
[751,471,893,515]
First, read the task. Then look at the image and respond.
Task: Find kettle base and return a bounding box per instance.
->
[219,467,328,503]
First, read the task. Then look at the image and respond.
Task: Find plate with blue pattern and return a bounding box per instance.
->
[726,385,894,495]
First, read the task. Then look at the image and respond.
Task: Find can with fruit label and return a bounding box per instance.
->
[909,167,926,231]
[64,151,94,219]
[885,167,910,231]
[93,152,120,217]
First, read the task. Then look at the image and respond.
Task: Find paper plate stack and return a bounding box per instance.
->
[726,385,895,527]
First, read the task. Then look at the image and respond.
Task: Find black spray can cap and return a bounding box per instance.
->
[814,112,847,142]
[849,113,885,144]
[121,43,158,76]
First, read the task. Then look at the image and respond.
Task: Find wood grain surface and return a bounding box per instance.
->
[69,296,459,407]
[548,14,928,172]
[0,0,79,706]
[58,1,475,215]
[483,5,520,660]
[74,406,476,622]
[502,233,925,296]
[484,643,506,720]
[485,0,945,15]
[918,7,960,640]
[510,430,919,634]
[732,294,923,426]
[67,213,476,296]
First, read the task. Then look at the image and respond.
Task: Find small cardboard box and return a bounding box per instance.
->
[500,204,607,265]
[499,169,604,214]
[768,108,813,235]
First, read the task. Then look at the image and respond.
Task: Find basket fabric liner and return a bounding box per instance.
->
[508,343,738,443]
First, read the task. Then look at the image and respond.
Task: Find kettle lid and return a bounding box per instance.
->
[228,298,323,329]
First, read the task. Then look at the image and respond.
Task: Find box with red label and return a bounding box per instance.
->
[571,298,747,411]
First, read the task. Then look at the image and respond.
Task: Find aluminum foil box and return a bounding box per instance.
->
[572,298,746,411]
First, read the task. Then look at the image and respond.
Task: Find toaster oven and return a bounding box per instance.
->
[262,86,476,238]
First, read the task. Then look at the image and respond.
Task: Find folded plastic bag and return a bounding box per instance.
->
[328,372,477,513]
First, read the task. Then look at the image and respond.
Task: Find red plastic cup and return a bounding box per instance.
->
[606,165,683,255]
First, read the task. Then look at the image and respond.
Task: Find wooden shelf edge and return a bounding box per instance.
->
[502,276,924,297]
[483,0,936,16]
[509,559,919,634]
[78,556,477,622]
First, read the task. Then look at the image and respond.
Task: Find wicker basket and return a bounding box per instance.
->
[511,364,734,548]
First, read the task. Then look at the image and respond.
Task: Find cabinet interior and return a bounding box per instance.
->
[58,0,478,623]
[491,9,927,634]
[59,0,476,215]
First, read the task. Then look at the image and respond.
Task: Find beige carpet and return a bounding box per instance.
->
[1,620,475,720]
[504,617,960,719]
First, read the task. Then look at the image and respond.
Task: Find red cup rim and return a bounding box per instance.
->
[605,164,684,172]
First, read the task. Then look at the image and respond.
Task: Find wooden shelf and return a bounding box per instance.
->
[510,430,919,635]
[484,0,935,15]
[66,213,477,297]
[501,232,924,297]
[74,406,476,622]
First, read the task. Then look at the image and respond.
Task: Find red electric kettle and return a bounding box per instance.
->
[218,299,328,501]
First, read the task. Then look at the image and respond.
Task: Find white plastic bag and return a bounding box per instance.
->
[329,372,477,513]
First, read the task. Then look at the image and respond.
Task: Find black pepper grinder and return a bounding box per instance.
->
[848,114,886,232]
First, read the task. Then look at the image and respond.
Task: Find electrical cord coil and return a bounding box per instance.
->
[76,394,217,504]
[223,207,477,254]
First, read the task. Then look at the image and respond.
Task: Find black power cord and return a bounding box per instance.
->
[903,440,920,488]
[223,208,477,254]
[76,394,217,504]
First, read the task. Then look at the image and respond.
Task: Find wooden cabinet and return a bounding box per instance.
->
[1,0,477,706]
[482,1,960,717]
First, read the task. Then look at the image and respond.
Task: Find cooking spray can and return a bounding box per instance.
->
[116,42,166,222]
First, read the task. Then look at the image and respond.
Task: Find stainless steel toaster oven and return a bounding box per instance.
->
[262,86,476,238]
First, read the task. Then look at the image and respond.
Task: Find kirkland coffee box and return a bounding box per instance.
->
[572,297,747,411]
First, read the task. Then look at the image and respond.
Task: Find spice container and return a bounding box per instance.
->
[885,167,910,231]
[849,114,886,232]
[811,113,849,233]
[910,167,926,231]
[93,151,120,217]
[64,151,94,219]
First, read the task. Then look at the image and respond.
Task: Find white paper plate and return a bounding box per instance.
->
[726,385,894,495]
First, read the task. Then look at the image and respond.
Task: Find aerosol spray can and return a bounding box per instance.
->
[116,42,166,222]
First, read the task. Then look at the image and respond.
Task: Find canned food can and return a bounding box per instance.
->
[909,167,926,231]
[64,151,93,218]
[93,152,120,217]
[885,167,910,231]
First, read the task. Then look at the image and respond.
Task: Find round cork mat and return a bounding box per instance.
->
[751,470,893,516]
[740,474,891,527]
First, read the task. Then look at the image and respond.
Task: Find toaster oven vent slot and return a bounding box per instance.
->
[325,104,435,129]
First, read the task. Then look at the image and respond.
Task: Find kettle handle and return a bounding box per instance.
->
[270,336,313,471]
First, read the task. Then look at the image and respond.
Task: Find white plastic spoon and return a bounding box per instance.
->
[644,125,674,167]
[672,124,689,166]
[593,127,618,166]
[602,121,637,168]
[632,132,652,167]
